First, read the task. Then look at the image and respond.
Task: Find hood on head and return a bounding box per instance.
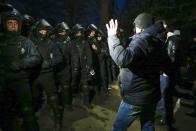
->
[2,8,23,34]
[33,19,52,39]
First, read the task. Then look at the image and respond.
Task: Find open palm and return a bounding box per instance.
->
[106,19,118,36]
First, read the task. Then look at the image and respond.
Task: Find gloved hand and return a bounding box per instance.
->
[90,69,95,76]
[91,44,97,50]
[9,62,21,71]
[41,60,50,69]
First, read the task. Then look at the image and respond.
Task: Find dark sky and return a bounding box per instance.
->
[3,0,196,38]
[7,0,100,27]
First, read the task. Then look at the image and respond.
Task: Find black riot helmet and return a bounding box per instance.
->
[97,29,106,40]
[35,19,52,31]
[87,24,98,36]
[55,22,71,35]
[21,14,35,36]
[34,19,52,39]
[72,24,85,37]
[23,14,35,26]
[2,8,23,33]
[0,3,13,32]
[0,3,13,13]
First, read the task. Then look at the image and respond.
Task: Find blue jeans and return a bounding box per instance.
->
[112,100,156,131]
[156,74,169,119]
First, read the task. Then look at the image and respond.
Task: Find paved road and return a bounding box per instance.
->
[37,83,196,131]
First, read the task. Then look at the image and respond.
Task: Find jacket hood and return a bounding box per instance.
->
[32,19,52,40]
[0,3,13,13]
[2,8,23,34]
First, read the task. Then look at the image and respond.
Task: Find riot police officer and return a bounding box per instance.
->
[96,30,110,95]
[30,19,62,131]
[86,24,99,87]
[70,24,84,95]
[53,22,73,111]
[0,9,41,131]
[71,24,94,108]
[21,14,35,37]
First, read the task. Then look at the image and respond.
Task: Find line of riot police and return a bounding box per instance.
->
[0,3,119,131]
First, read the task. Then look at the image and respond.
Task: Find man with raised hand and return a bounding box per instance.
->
[106,13,170,131]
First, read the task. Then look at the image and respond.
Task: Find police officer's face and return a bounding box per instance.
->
[39,29,47,36]
[6,19,19,32]
[58,31,66,36]
[76,31,82,37]
[97,36,102,41]
[89,31,96,37]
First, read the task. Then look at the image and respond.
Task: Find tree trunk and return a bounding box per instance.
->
[99,0,110,29]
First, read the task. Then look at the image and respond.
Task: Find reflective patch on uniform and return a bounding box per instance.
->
[21,48,25,54]
[90,69,95,75]
[50,53,53,59]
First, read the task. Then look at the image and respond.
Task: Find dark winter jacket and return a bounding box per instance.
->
[166,34,182,67]
[0,9,41,80]
[71,37,93,83]
[30,19,62,73]
[108,23,170,106]
[53,36,72,72]
[0,34,42,80]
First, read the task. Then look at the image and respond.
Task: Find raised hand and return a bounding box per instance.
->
[106,19,118,36]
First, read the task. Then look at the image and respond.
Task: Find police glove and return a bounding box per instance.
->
[90,69,95,76]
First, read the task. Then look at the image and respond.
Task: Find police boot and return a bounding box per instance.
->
[48,95,62,131]
[88,86,95,107]
[52,106,62,131]
[61,85,73,111]
[100,86,109,103]
[54,114,62,131]
[82,85,92,108]
[103,84,109,95]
